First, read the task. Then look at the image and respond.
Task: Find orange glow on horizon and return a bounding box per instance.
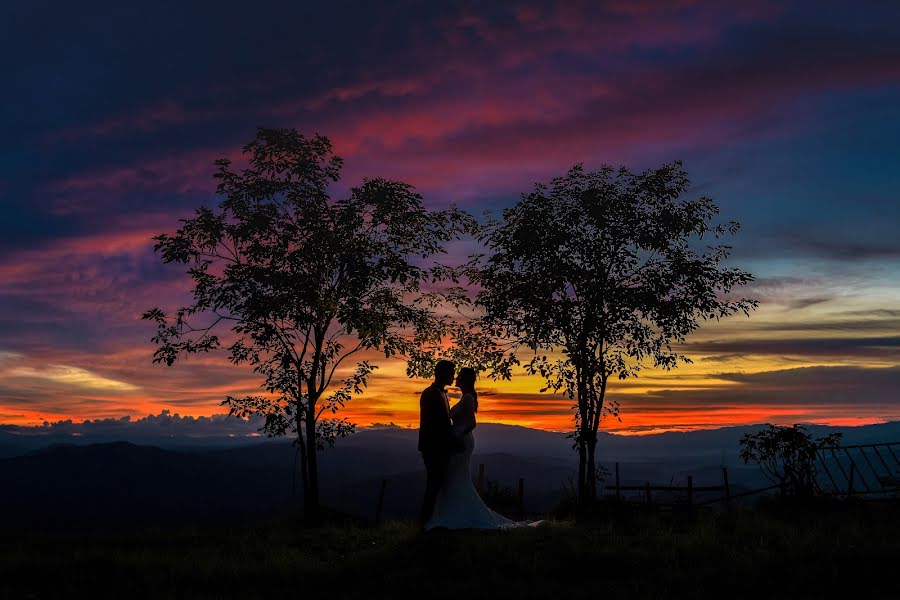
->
[2,302,899,434]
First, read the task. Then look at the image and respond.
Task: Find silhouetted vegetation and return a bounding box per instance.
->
[139,131,764,525]
[740,423,843,498]
[466,162,758,509]
[142,127,469,521]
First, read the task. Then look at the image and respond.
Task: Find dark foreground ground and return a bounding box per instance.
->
[2,501,897,599]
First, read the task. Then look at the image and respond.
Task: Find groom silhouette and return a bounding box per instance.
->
[418,359,462,529]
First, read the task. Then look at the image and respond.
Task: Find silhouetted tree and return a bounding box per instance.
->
[143,127,466,521]
[408,285,519,379]
[739,424,842,498]
[468,162,758,509]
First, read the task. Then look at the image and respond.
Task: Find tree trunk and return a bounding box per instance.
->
[294,374,309,516]
[588,371,607,505]
[587,390,600,504]
[575,364,589,512]
[296,428,308,513]
[587,435,598,502]
[304,406,319,523]
[577,438,587,510]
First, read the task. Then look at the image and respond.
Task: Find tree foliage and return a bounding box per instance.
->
[408,284,520,380]
[142,127,468,519]
[739,423,843,498]
[467,161,758,506]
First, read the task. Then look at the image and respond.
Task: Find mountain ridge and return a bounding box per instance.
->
[2,419,896,528]
[2,419,897,459]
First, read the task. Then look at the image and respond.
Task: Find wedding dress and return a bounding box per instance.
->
[424,394,544,530]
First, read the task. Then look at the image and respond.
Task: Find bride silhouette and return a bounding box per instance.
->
[422,365,543,531]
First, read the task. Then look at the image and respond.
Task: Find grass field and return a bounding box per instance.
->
[2,500,897,599]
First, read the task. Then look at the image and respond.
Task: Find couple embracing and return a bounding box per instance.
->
[418,360,544,531]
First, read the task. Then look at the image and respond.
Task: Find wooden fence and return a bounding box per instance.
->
[373,443,900,522]
[605,463,731,508]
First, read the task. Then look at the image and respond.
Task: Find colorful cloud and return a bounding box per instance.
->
[2,1,900,432]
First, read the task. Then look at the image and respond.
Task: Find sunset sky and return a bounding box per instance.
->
[2,1,900,434]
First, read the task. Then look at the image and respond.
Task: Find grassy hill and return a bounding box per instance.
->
[2,501,896,599]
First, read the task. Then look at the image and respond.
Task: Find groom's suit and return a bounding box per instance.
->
[418,382,460,527]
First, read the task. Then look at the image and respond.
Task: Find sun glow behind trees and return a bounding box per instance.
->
[3,257,900,433]
[2,286,898,433]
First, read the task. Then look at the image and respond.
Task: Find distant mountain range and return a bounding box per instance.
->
[5,419,897,459]
[2,421,897,527]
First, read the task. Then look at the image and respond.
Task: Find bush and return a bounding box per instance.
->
[739,423,842,498]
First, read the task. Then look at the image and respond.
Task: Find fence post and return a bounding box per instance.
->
[615,462,621,503]
[375,479,388,525]
[722,467,732,513]
[687,475,693,508]
[518,478,525,520]
[645,481,651,505]
[847,463,855,497]
[477,463,485,495]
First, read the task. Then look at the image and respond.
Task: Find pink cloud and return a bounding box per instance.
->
[45,146,234,204]
[46,99,227,144]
